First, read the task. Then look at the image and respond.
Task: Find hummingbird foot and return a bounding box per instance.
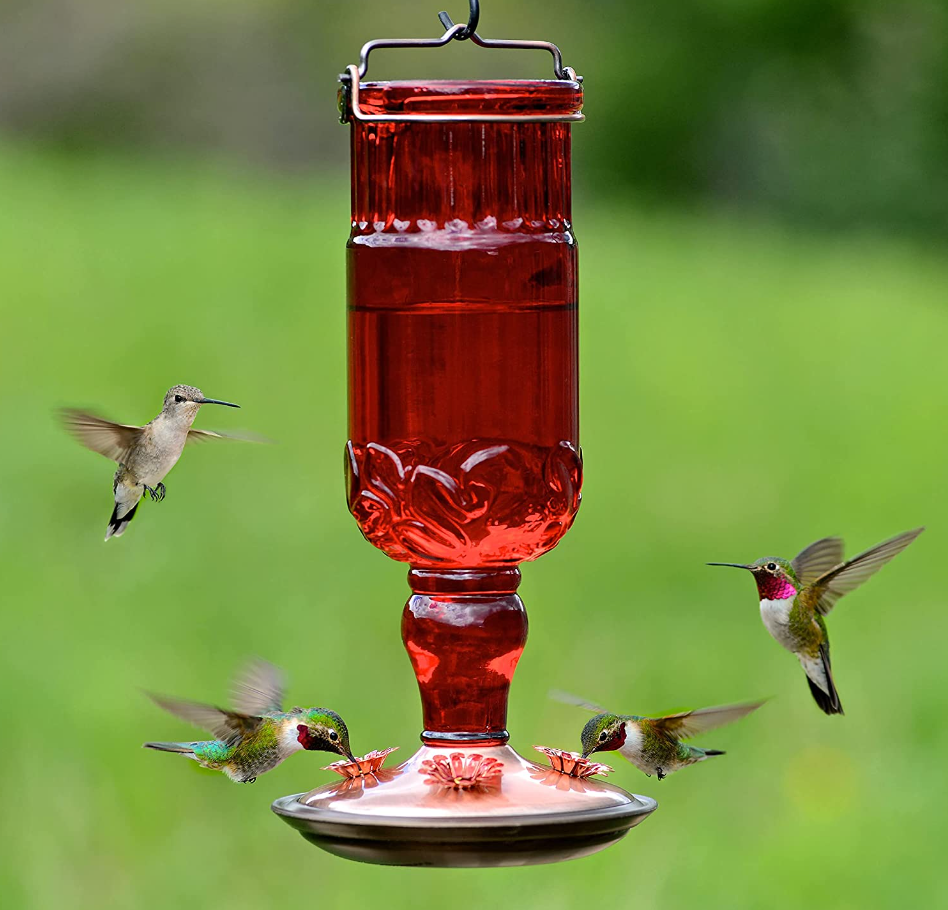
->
[656,768,666,781]
[144,483,166,503]
[244,777,256,784]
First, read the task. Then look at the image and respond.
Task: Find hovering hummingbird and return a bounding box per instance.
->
[553,691,765,780]
[709,527,924,715]
[144,660,355,783]
[61,384,244,540]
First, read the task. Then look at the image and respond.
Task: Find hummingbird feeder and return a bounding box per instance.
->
[272,0,657,866]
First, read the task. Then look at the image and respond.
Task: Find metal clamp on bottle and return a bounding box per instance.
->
[338,0,583,124]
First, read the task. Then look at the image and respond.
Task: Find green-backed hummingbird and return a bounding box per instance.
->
[709,527,923,715]
[61,384,246,540]
[553,691,765,780]
[144,660,355,783]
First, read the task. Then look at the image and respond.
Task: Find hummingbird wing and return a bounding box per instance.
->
[145,692,264,744]
[650,700,766,740]
[186,428,270,444]
[805,527,924,616]
[230,659,285,715]
[791,537,845,588]
[60,409,142,464]
[549,689,609,714]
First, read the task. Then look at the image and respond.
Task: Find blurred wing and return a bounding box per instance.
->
[652,700,766,740]
[230,659,285,715]
[145,692,264,743]
[549,689,608,714]
[60,409,142,464]
[186,428,270,445]
[791,537,844,588]
[810,528,924,616]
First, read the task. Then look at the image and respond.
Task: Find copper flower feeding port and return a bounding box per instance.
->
[419,752,504,791]
[322,748,400,780]
[534,746,615,780]
[272,4,657,866]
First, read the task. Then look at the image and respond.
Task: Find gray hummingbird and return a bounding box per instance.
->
[144,660,356,783]
[709,527,924,715]
[553,691,765,780]
[61,384,243,540]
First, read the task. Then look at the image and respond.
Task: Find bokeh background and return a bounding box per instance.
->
[1,1,946,907]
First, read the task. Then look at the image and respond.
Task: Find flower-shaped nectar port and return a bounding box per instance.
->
[419,752,504,790]
[322,747,399,779]
[534,745,614,779]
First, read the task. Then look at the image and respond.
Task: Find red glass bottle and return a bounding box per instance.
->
[346,80,582,743]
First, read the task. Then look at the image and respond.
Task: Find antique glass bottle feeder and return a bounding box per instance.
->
[273,2,657,866]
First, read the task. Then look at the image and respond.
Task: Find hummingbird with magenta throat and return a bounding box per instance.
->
[144,660,356,783]
[709,527,924,715]
[553,691,765,780]
[61,384,245,540]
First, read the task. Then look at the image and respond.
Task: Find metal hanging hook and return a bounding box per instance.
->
[438,0,480,40]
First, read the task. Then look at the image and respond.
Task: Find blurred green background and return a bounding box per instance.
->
[1,1,946,908]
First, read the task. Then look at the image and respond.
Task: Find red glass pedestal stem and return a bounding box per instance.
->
[403,568,526,743]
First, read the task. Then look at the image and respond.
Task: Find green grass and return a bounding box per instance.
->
[1,143,946,908]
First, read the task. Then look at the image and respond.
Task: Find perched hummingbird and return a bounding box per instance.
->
[554,691,765,780]
[709,527,924,715]
[61,384,243,540]
[144,660,356,783]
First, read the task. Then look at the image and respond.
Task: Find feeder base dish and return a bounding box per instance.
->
[272,744,657,867]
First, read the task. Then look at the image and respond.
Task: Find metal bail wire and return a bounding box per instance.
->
[338,1,583,124]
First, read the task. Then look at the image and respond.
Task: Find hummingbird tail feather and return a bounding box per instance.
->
[143,741,195,754]
[702,749,725,756]
[806,674,844,715]
[105,501,139,541]
[806,642,844,715]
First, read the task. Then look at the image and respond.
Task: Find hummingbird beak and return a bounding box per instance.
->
[197,398,240,408]
[706,562,753,570]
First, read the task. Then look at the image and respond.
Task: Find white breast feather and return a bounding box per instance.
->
[760,598,796,651]
[619,722,652,773]
[281,718,304,753]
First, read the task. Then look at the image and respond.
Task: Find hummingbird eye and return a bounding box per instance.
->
[766,562,777,571]
[599,731,608,741]
[329,730,338,741]
[174,395,185,403]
